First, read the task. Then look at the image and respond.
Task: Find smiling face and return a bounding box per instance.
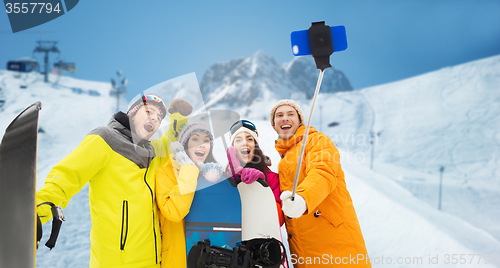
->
[273,105,301,140]
[232,131,255,165]
[131,104,162,140]
[186,131,211,163]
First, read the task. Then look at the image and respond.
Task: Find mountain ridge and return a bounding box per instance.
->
[199,50,353,111]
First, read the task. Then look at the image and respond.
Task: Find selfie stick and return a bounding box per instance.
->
[291,69,324,201]
[290,21,335,201]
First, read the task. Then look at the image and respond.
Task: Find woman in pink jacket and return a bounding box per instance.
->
[227,120,284,226]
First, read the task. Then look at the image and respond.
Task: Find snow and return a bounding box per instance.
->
[1,52,499,267]
[344,158,500,267]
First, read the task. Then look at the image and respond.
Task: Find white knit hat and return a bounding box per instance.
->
[269,99,304,127]
[230,127,259,146]
[229,120,259,145]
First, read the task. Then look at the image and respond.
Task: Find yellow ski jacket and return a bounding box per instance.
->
[155,159,199,268]
[36,112,185,268]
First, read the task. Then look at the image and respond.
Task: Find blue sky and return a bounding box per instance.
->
[1,0,500,101]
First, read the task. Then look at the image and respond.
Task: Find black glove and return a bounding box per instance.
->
[36,214,42,249]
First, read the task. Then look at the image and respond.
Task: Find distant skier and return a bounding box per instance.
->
[36,94,193,268]
[155,123,224,268]
[270,99,371,267]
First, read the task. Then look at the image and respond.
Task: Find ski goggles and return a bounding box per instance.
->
[128,94,167,119]
[230,120,258,135]
[142,94,166,119]
[143,94,165,107]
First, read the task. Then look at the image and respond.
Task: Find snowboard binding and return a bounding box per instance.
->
[188,238,286,268]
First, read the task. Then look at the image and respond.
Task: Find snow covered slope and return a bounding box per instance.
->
[344,157,500,268]
[0,71,122,184]
[1,53,498,267]
[298,55,500,243]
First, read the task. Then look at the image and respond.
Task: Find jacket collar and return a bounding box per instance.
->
[114,112,131,131]
[275,125,318,157]
[109,112,153,150]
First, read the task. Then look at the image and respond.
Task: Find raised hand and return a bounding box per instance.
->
[198,162,224,182]
[168,98,193,116]
[170,141,195,166]
[226,146,243,175]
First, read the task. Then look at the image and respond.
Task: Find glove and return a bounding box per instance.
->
[226,146,243,175]
[240,168,264,184]
[168,98,193,116]
[198,162,224,182]
[36,214,42,249]
[170,141,195,166]
[280,191,307,218]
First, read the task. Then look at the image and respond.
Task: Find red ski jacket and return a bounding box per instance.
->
[265,168,284,226]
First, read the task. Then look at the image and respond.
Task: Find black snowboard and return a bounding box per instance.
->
[0,102,41,268]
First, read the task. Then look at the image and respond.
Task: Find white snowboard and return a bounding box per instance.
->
[237,179,282,241]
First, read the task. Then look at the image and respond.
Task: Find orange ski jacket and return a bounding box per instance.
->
[275,125,371,267]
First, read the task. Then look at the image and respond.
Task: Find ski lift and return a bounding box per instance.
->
[54,61,76,72]
[7,57,39,73]
[33,41,60,83]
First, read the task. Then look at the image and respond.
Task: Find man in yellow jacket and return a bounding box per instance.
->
[36,95,192,268]
[271,99,371,268]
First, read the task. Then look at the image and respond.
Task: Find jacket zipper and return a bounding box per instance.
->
[120,200,129,250]
[143,155,158,264]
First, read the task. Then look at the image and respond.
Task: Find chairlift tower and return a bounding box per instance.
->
[438,166,445,210]
[111,71,127,113]
[33,41,60,83]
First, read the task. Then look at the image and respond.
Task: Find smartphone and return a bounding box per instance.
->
[290,25,347,56]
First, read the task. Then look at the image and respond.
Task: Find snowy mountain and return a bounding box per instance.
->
[1,53,499,267]
[283,55,353,98]
[199,50,352,118]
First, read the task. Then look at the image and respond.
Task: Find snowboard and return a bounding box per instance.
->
[185,177,242,258]
[0,102,41,268]
[238,178,287,267]
[238,179,282,241]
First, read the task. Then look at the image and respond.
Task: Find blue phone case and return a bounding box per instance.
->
[290,25,347,56]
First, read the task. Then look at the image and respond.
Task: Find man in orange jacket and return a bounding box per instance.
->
[270,99,371,267]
